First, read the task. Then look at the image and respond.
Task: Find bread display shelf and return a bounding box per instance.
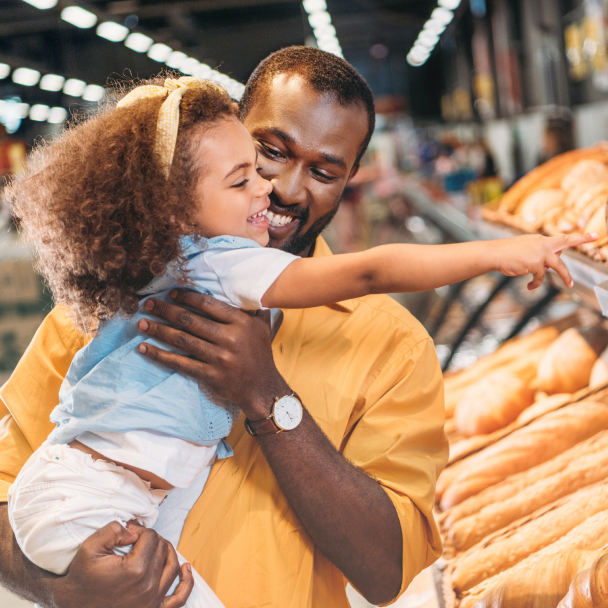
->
[402,180,608,316]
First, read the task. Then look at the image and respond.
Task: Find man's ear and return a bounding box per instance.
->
[348,162,361,182]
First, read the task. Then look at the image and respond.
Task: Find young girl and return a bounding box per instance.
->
[6,75,595,606]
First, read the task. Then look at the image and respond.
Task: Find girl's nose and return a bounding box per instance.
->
[257,176,272,197]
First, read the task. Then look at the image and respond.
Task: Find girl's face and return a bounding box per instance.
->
[193,117,272,246]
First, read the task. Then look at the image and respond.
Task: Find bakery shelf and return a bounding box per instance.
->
[402,180,608,316]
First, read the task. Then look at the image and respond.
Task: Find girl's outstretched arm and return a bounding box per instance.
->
[261,233,598,309]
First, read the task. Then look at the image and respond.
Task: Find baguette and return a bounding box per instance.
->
[472,550,606,608]
[452,484,608,595]
[441,429,608,529]
[535,328,608,395]
[447,445,608,552]
[459,510,608,608]
[440,400,608,510]
[558,553,608,608]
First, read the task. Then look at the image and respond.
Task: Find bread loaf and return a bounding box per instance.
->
[439,400,608,510]
[459,510,608,608]
[558,553,608,608]
[444,326,559,418]
[441,430,608,529]
[447,446,608,552]
[452,484,608,594]
[472,550,605,608]
[591,346,608,388]
[518,189,565,229]
[454,371,535,437]
[535,328,608,395]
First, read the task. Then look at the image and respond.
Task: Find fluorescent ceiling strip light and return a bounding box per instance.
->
[48,107,68,124]
[22,0,57,8]
[61,5,98,29]
[39,73,65,91]
[12,67,41,86]
[30,104,50,121]
[0,64,10,79]
[166,51,188,69]
[97,21,129,42]
[303,0,326,12]
[125,32,154,53]
[431,7,454,25]
[63,78,86,96]
[82,84,105,102]
[148,43,173,63]
[438,0,461,8]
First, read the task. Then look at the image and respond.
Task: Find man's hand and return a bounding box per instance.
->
[51,521,193,608]
[137,289,289,420]
[492,233,598,290]
[0,504,192,608]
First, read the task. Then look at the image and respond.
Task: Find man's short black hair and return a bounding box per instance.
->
[240,46,375,166]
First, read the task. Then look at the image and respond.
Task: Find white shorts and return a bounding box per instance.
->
[8,441,224,608]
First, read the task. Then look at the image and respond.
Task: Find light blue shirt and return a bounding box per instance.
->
[48,235,297,457]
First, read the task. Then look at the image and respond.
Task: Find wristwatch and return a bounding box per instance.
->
[245,393,303,436]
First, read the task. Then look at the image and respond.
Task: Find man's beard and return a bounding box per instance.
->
[267,191,341,256]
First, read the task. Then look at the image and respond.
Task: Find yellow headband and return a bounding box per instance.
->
[117,76,211,179]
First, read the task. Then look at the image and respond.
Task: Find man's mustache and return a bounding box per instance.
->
[268,192,309,221]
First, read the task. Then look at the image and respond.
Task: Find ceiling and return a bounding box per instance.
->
[0,0,445,135]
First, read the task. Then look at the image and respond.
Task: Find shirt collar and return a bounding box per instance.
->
[311,237,354,313]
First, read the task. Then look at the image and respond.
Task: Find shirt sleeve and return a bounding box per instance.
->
[341,336,448,604]
[0,306,87,502]
[205,247,298,310]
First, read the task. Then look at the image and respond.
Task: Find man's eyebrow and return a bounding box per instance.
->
[224,162,251,179]
[268,128,347,169]
[320,152,347,170]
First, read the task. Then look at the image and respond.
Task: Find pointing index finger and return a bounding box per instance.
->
[552,232,599,253]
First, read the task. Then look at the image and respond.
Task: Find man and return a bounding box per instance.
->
[0,47,447,607]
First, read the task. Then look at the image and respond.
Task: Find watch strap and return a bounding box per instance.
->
[245,414,281,436]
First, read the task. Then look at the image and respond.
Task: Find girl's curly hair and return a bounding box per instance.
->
[6,73,237,333]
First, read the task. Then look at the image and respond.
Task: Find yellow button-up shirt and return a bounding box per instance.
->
[0,237,447,607]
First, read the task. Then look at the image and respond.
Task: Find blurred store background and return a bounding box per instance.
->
[5,0,608,606]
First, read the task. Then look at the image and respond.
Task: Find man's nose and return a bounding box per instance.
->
[271,166,307,207]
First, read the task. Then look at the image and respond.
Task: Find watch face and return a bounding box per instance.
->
[274,396,303,431]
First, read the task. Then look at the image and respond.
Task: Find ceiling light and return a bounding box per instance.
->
[0,64,10,79]
[313,24,336,38]
[194,63,213,78]
[431,7,454,25]
[39,73,65,91]
[308,11,332,29]
[82,84,105,102]
[12,67,41,86]
[19,103,30,119]
[97,21,129,42]
[22,0,57,8]
[124,32,154,53]
[63,78,86,97]
[61,6,98,29]
[48,106,68,124]
[418,30,440,47]
[148,43,172,63]
[166,51,187,69]
[438,0,461,9]
[424,19,447,35]
[302,0,326,13]
[30,104,50,122]
[407,54,427,67]
[181,57,200,75]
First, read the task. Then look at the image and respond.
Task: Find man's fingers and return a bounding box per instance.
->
[546,253,574,288]
[138,342,213,378]
[160,563,194,608]
[138,318,219,360]
[552,232,599,252]
[83,521,138,554]
[158,541,182,597]
[124,526,168,581]
[142,298,223,345]
[170,289,237,324]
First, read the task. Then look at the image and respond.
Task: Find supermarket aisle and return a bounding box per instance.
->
[0,567,439,608]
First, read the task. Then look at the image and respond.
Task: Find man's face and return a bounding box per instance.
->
[242,74,369,255]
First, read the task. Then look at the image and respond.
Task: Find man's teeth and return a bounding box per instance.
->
[266,211,295,227]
